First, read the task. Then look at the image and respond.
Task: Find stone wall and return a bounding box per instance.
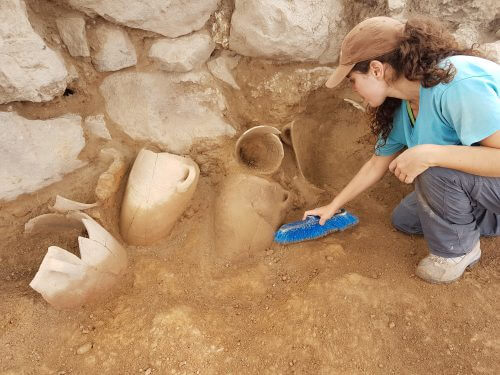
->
[0,0,498,202]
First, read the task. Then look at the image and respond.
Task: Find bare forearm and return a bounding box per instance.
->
[331,155,391,208]
[428,145,500,177]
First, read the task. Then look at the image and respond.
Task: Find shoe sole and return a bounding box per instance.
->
[466,258,480,269]
[417,257,481,285]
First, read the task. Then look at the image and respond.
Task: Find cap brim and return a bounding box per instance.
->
[325,64,355,88]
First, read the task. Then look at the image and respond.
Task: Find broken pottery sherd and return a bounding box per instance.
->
[120,149,200,245]
[29,212,128,309]
[49,195,99,213]
[25,213,84,234]
[280,122,293,146]
[343,98,366,112]
[235,125,284,175]
[95,148,128,202]
[215,174,291,262]
[280,120,324,191]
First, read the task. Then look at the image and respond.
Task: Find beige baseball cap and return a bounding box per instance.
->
[325,17,405,88]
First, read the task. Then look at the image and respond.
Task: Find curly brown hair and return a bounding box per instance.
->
[351,16,486,146]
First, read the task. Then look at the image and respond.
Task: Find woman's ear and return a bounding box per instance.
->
[369,60,385,80]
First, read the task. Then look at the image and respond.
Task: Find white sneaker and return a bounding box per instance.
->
[416,242,481,284]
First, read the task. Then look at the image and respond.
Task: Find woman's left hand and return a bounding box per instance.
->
[389,145,434,184]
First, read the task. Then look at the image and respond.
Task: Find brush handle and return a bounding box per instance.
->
[306,208,345,220]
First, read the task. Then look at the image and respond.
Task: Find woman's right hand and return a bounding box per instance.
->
[302,203,340,226]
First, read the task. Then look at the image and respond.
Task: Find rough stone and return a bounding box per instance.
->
[90,23,137,72]
[412,0,498,31]
[76,342,92,355]
[387,0,407,20]
[207,51,241,90]
[482,40,500,63]
[148,31,215,73]
[67,65,79,83]
[229,0,343,62]
[0,112,86,201]
[99,70,235,154]
[56,16,90,57]
[453,24,480,48]
[210,0,233,48]
[66,0,219,38]
[237,64,334,124]
[387,0,406,12]
[95,148,127,201]
[0,0,68,104]
[84,114,111,140]
[318,2,347,64]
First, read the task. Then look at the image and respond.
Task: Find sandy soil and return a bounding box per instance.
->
[1,82,499,375]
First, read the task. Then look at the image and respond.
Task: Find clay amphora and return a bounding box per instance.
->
[29,212,128,309]
[215,174,291,262]
[120,148,199,245]
[280,120,324,189]
[235,125,284,174]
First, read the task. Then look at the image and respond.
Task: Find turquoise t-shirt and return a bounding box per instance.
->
[375,55,500,156]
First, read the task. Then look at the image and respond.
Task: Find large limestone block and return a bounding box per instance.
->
[317,2,345,64]
[66,0,219,38]
[90,23,137,72]
[412,0,499,30]
[56,16,90,57]
[149,31,215,72]
[99,71,235,153]
[0,112,86,201]
[229,0,343,62]
[0,0,68,104]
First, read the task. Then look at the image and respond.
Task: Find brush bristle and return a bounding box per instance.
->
[274,209,359,244]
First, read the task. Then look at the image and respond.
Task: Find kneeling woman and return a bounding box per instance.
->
[304,16,500,284]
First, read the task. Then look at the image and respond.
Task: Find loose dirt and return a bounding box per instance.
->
[1,83,498,375]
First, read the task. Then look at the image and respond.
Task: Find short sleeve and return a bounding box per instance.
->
[374,133,405,156]
[441,75,500,145]
[374,105,406,156]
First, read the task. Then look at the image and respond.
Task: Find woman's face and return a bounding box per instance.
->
[347,65,388,107]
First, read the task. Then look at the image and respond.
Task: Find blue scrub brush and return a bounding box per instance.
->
[274,209,359,244]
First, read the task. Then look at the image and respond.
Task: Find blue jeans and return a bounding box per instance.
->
[391,167,500,258]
